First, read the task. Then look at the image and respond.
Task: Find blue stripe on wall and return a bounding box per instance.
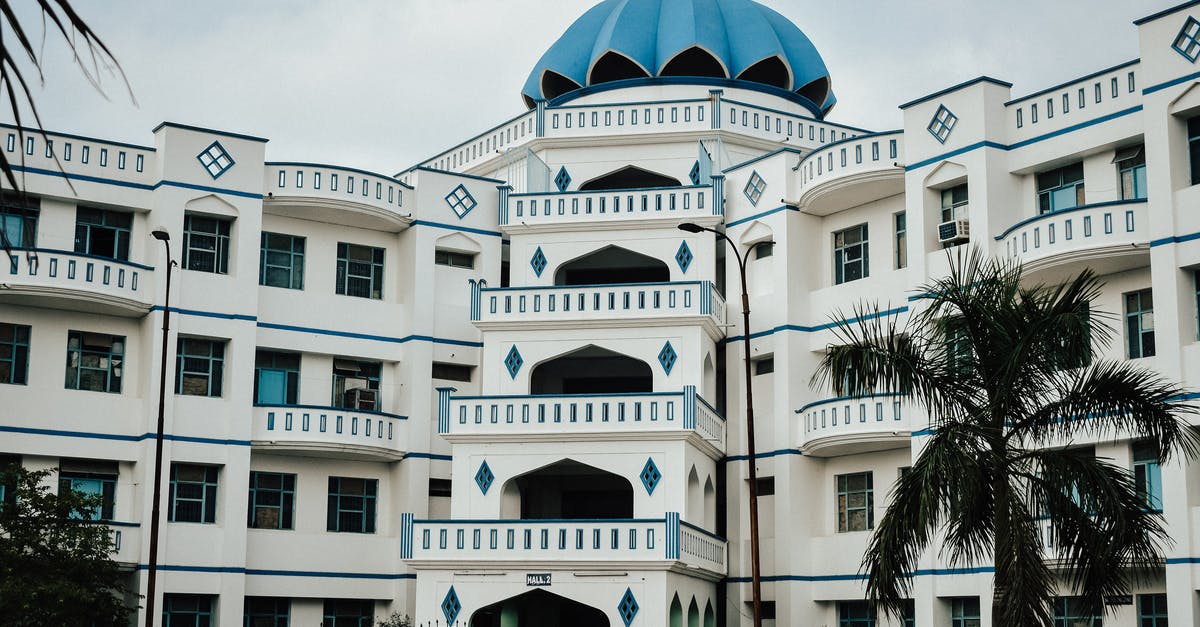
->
[153,307,482,347]
[724,306,909,343]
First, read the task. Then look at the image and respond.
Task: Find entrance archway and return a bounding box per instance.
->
[470,589,609,627]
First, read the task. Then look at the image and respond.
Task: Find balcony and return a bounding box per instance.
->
[0,248,153,317]
[470,280,726,337]
[437,387,725,458]
[796,393,918,457]
[101,522,141,567]
[263,163,412,232]
[250,404,407,461]
[0,125,156,193]
[796,131,904,216]
[402,513,726,579]
[995,200,1148,276]
[500,185,720,231]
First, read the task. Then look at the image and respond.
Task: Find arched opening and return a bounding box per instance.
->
[589,50,650,85]
[530,345,653,395]
[797,76,831,109]
[553,245,670,286]
[470,589,609,627]
[687,599,700,627]
[669,595,684,627]
[579,165,682,191]
[703,353,715,401]
[704,602,715,627]
[736,55,791,90]
[500,459,634,520]
[703,476,716,530]
[542,69,582,101]
[687,467,702,523]
[661,46,727,78]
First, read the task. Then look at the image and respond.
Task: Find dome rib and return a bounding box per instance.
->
[521,0,834,116]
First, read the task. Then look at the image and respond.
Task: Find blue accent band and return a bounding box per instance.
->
[898,76,1013,110]
[411,219,503,238]
[151,121,269,143]
[725,205,798,229]
[723,306,909,343]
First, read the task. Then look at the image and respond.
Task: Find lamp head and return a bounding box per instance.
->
[677,222,705,233]
[151,229,170,242]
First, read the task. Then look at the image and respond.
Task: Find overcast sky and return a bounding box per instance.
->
[13,0,1169,175]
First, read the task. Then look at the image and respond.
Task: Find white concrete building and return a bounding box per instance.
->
[4,0,1200,625]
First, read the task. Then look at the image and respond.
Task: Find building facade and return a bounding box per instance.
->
[4,0,1200,625]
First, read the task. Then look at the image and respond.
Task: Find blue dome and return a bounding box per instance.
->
[522,0,835,116]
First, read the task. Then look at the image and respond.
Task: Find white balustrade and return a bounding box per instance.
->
[1006,61,1141,143]
[1,248,153,315]
[421,110,538,173]
[797,393,917,454]
[996,200,1147,269]
[251,404,406,459]
[472,280,726,329]
[264,163,408,215]
[545,100,711,138]
[722,98,862,147]
[502,185,716,227]
[0,124,155,188]
[797,131,903,193]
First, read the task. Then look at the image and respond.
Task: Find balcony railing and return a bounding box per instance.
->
[437,386,725,451]
[796,393,918,456]
[995,200,1147,270]
[0,124,156,190]
[0,248,153,316]
[1005,60,1140,144]
[500,184,719,227]
[401,512,726,575]
[469,280,726,329]
[251,404,407,460]
[795,131,904,215]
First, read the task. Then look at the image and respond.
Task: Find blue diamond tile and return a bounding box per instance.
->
[639,458,661,495]
[657,341,677,375]
[674,241,693,273]
[617,588,639,626]
[196,141,234,179]
[554,166,572,192]
[927,104,957,144]
[475,460,494,494]
[504,345,524,379]
[445,184,477,219]
[442,586,461,624]
[530,246,548,277]
[689,160,702,186]
[1174,16,1200,62]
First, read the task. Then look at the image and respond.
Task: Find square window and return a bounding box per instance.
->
[743,171,767,206]
[327,476,378,533]
[445,184,477,218]
[244,597,290,627]
[164,594,214,627]
[332,358,381,409]
[74,207,132,261]
[836,471,873,532]
[59,466,117,521]
[259,232,305,290]
[1036,162,1085,214]
[182,214,232,274]
[196,141,234,179]
[927,104,958,143]
[833,224,869,285]
[248,471,296,530]
[336,243,385,300]
[1138,593,1168,627]
[176,337,226,397]
[168,464,218,524]
[838,600,874,627]
[255,350,300,405]
[65,330,124,394]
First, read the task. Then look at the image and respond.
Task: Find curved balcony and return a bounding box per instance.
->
[437,387,724,458]
[0,248,153,317]
[471,280,726,338]
[251,404,407,461]
[796,393,918,457]
[402,513,725,579]
[796,131,904,216]
[995,200,1148,276]
[501,185,720,231]
[263,163,412,232]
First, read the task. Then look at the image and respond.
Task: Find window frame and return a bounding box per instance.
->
[248,471,296,530]
[332,358,381,408]
[182,214,232,275]
[1189,115,1200,186]
[0,322,30,385]
[59,470,116,521]
[163,593,215,627]
[1036,163,1085,214]
[434,249,476,269]
[893,211,907,269]
[64,330,125,394]
[1137,593,1167,627]
[833,224,869,285]
[1132,440,1163,512]
[254,350,300,405]
[950,597,981,627]
[322,599,374,627]
[940,184,969,223]
[0,193,38,248]
[336,242,385,300]
[168,464,219,524]
[176,337,226,397]
[753,241,774,259]
[1114,145,1147,201]
[1124,288,1155,359]
[836,471,874,533]
[244,597,290,627]
[327,476,378,534]
[259,231,305,290]
[1052,596,1103,627]
[74,206,132,261]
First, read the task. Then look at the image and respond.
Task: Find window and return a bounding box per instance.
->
[0,194,38,248]
[248,471,296,530]
[65,331,124,393]
[901,600,915,627]
[1138,593,1167,627]
[74,207,132,260]
[753,356,774,375]
[1189,116,1200,186]
[1114,145,1147,200]
[755,476,775,496]
[834,224,869,285]
[327,476,377,533]
[941,184,968,222]
[176,338,226,397]
[1052,597,1102,627]
[945,318,972,376]
[59,466,116,521]
[336,243,385,299]
[428,478,452,498]
[1133,440,1163,512]
[760,601,776,620]
[1125,289,1155,359]
[1037,163,1085,214]
[950,597,981,627]
[332,359,381,409]
[322,599,374,627]
[259,232,305,290]
[255,350,300,405]
[432,362,472,382]
[169,464,218,523]
[837,472,874,532]
[244,597,290,627]
[838,601,874,627]
[0,322,30,385]
[743,171,767,205]
[753,241,774,259]
[164,594,214,627]
[893,212,907,269]
[435,249,475,269]
[182,214,232,274]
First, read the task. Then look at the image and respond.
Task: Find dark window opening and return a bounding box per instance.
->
[797,77,830,107]
[660,46,727,78]
[435,249,475,269]
[541,69,582,101]
[753,357,774,375]
[433,362,473,382]
[737,55,790,90]
[755,476,775,496]
[530,345,652,395]
[578,165,682,191]
[428,478,452,498]
[508,459,633,520]
[589,51,650,85]
[554,245,669,286]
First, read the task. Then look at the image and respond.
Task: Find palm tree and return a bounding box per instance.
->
[814,249,1199,626]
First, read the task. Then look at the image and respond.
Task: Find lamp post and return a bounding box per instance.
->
[678,221,763,627]
[145,229,174,627]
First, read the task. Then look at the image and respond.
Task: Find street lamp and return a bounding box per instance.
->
[145,228,175,627]
[678,221,765,627]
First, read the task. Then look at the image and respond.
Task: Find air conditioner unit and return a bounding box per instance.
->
[938,219,970,244]
[344,387,378,411]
